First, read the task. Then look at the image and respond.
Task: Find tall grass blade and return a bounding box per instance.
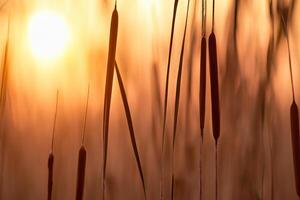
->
[115,62,147,199]
[102,2,118,200]
[161,1,179,199]
[171,0,190,199]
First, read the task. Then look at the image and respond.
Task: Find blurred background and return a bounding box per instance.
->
[0,0,299,199]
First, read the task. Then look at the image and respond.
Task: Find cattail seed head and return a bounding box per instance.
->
[200,36,207,136]
[47,153,54,200]
[76,146,87,200]
[290,101,300,197]
[208,32,220,143]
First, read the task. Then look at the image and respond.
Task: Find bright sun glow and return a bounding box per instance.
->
[28,11,70,61]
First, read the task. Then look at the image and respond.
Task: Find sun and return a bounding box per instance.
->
[28,11,70,61]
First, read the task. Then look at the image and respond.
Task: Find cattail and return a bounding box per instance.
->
[102,2,118,199]
[115,62,146,199]
[76,85,90,200]
[161,0,179,199]
[76,146,87,200]
[291,101,300,197]
[48,90,59,200]
[199,0,207,199]
[47,153,54,200]
[171,0,190,199]
[281,16,300,197]
[209,0,220,199]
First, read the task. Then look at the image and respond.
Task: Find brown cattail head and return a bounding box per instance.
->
[290,101,300,197]
[76,146,87,200]
[208,32,220,143]
[47,153,54,200]
[200,36,207,137]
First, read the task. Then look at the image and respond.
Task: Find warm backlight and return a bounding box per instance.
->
[28,11,70,61]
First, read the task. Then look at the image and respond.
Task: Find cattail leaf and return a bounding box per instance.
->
[162,0,179,150]
[115,62,146,199]
[102,4,118,199]
[208,32,220,143]
[171,0,190,199]
[76,146,87,200]
[161,1,179,199]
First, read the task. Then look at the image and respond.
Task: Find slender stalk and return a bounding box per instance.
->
[81,84,90,146]
[281,16,295,101]
[215,144,218,200]
[48,90,59,200]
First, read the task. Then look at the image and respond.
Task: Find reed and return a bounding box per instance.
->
[209,0,220,199]
[75,85,90,200]
[115,62,146,199]
[48,91,59,200]
[102,2,118,199]
[171,0,190,199]
[281,16,300,198]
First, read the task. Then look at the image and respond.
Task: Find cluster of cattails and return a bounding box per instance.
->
[2,1,300,199]
[281,17,300,198]
[102,2,146,199]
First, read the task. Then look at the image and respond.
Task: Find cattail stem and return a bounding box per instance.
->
[202,0,206,36]
[51,91,59,152]
[215,144,218,200]
[281,16,295,101]
[212,0,215,31]
[48,91,59,200]
[199,130,203,200]
[81,84,90,145]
